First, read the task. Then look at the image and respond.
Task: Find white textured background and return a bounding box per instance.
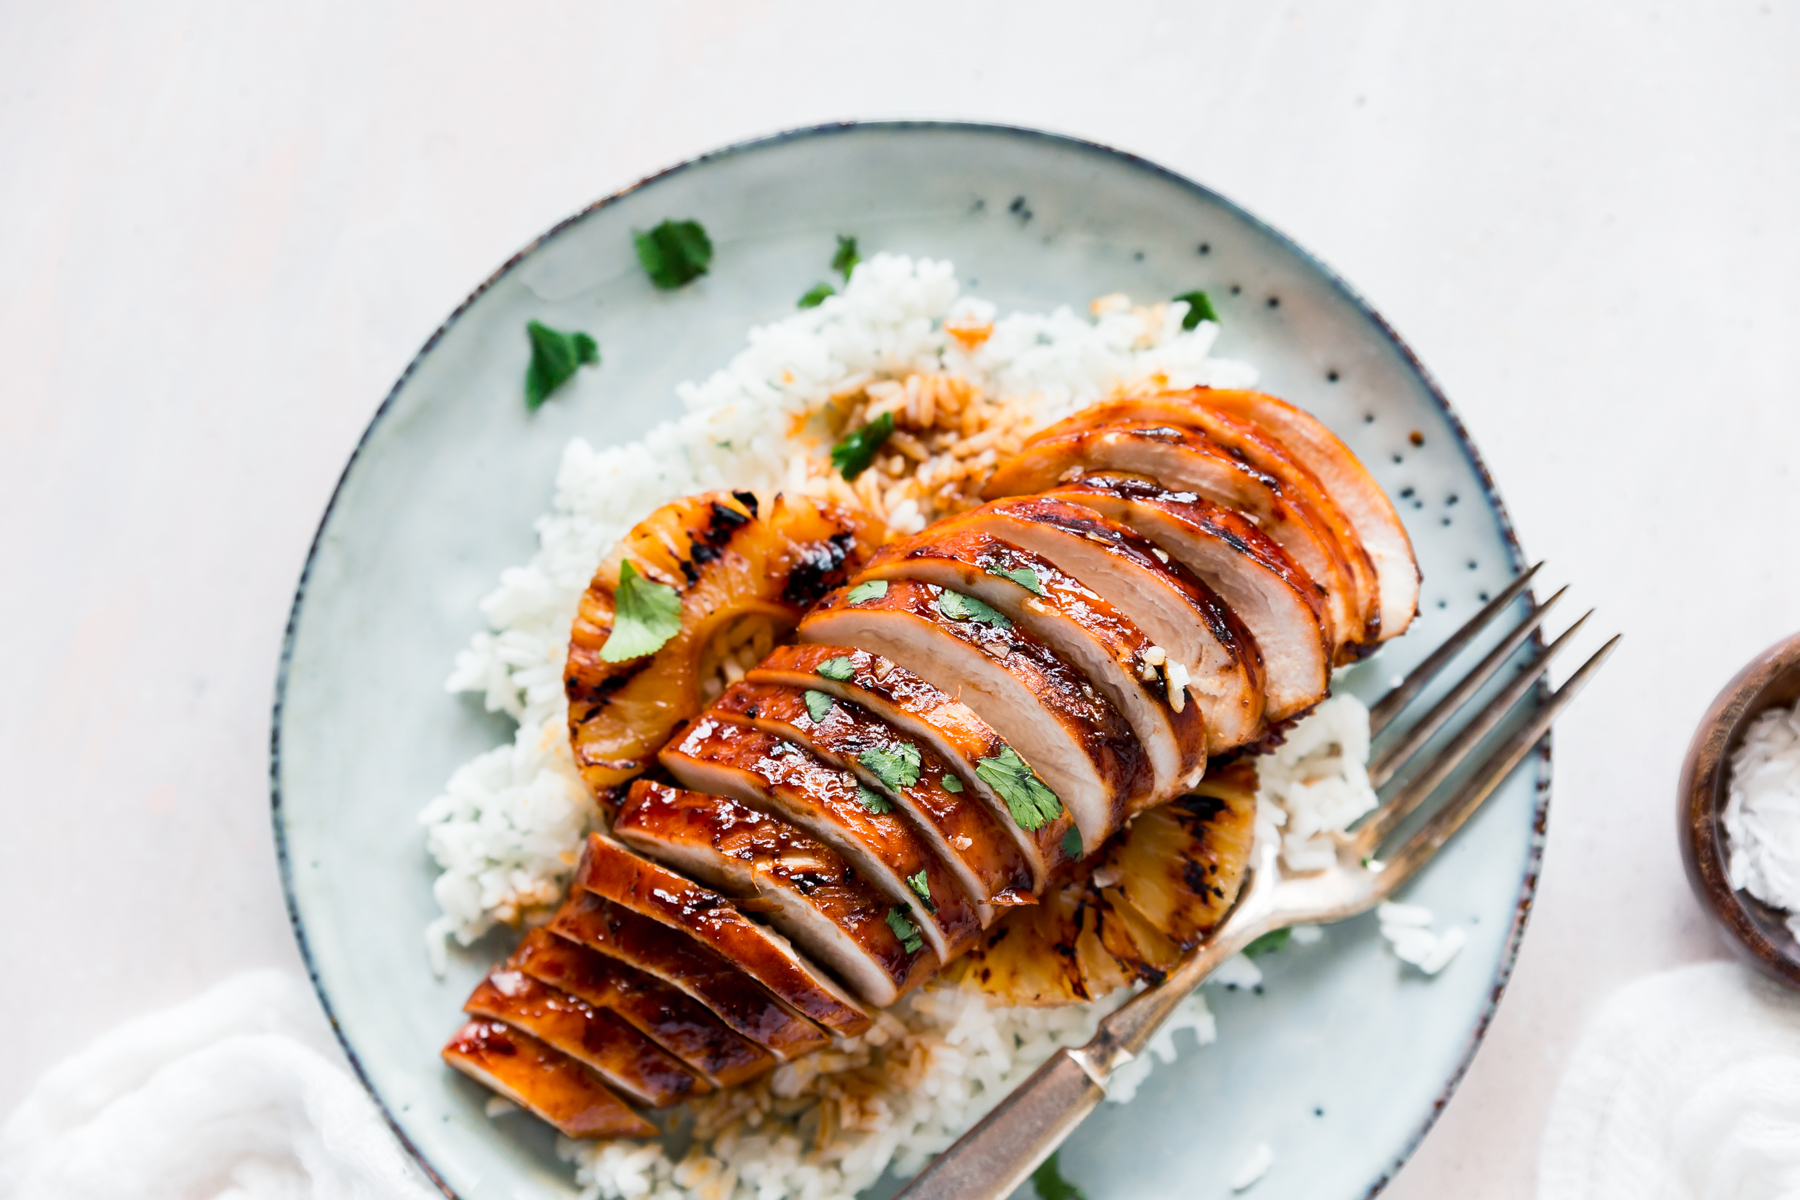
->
[3,2,1797,1196]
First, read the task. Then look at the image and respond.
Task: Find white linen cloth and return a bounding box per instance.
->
[1539,961,1800,1200]
[0,971,436,1200]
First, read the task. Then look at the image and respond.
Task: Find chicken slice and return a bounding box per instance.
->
[983,421,1360,656]
[799,579,1149,849]
[614,780,936,1007]
[1192,388,1419,643]
[929,497,1263,753]
[549,891,827,1061]
[708,680,1034,913]
[463,970,705,1107]
[573,833,873,1037]
[1048,474,1329,720]
[658,717,981,961]
[856,524,1208,799]
[442,1019,657,1139]
[746,644,1077,888]
[511,927,773,1088]
[1029,394,1380,644]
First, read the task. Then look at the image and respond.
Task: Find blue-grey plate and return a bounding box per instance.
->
[273,122,1545,1200]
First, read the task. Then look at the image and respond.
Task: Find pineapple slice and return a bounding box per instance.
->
[1107,759,1258,950]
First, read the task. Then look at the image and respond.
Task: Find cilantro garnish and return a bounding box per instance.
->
[846,579,888,604]
[1174,290,1219,331]
[1061,826,1082,859]
[1032,1151,1087,1200]
[524,320,599,410]
[798,282,834,309]
[1244,928,1291,958]
[634,219,713,289]
[856,782,894,815]
[886,906,924,953]
[599,561,683,662]
[986,565,1045,595]
[975,748,1063,831]
[906,869,934,912]
[832,235,860,281]
[830,412,894,482]
[803,690,835,724]
[937,589,1011,629]
[815,656,855,682]
[859,744,921,793]
[940,774,964,794]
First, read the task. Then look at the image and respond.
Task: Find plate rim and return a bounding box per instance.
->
[268,118,1550,1200]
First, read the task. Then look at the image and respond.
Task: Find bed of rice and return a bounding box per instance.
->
[418,254,1426,1199]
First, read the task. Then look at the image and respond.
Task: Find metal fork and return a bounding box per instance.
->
[895,564,1619,1200]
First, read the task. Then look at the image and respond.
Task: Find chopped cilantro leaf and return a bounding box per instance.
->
[599,561,682,662]
[815,656,855,682]
[856,783,894,814]
[976,747,1063,831]
[846,579,888,604]
[1174,289,1219,331]
[830,412,893,482]
[859,744,921,793]
[798,282,834,309]
[832,235,860,281]
[886,906,924,953]
[803,689,835,724]
[937,589,1011,629]
[1032,1151,1087,1200]
[905,869,934,912]
[986,565,1045,595]
[634,219,713,289]
[1061,826,1082,859]
[940,774,964,793]
[1244,928,1291,958]
[524,320,599,410]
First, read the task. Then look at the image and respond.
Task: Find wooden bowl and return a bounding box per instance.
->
[1679,630,1800,989]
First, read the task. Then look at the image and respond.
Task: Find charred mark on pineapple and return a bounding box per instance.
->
[781,532,860,606]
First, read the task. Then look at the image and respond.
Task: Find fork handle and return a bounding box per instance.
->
[892,1048,1105,1200]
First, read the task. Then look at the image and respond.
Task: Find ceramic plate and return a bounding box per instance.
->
[273,122,1547,1200]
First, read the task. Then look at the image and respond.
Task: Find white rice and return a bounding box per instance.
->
[1725,699,1800,937]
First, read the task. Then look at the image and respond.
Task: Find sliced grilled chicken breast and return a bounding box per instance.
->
[856,526,1208,797]
[442,1019,657,1138]
[1030,395,1380,643]
[1048,474,1329,720]
[930,497,1263,753]
[800,579,1148,850]
[709,680,1033,912]
[1193,388,1419,642]
[464,970,705,1107]
[574,833,873,1037]
[746,645,1077,887]
[549,891,828,1061]
[984,422,1360,655]
[658,717,981,960]
[512,927,773,1088]
[614,780,936,1007]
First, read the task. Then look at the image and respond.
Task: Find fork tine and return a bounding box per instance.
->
[1368,562,1544,736]
[1377,635,1621,890]
[1368,585,1569,786]
[1353,610,1594,854]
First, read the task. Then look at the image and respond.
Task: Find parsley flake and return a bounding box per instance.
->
[886,906,924,954]
[1245,928,1291,958]
[634,219,713,289]
[937,589,1011,629]
[798,282,834,309]
[859,744,920,793]
[846,579,889,604]
[830,412,893,482]
[986,564,1045,595]
[803,689,835,723]
[815,656,855,682]
[1062,826,1083,858]
[1174,290,1219,331]
[856,783,894,815]
[940,774,964,793]
[832,235,860,281]
[1032,1151,1088,1200]
[524,320,599,411]
[975,747,1063,831]
[599,561,683,662]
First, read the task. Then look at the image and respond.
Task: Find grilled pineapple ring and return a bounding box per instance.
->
[565,492,882,799]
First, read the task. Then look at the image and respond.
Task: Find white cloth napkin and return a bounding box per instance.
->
[1539,960,1800,1200]
[0,970,437,1200]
